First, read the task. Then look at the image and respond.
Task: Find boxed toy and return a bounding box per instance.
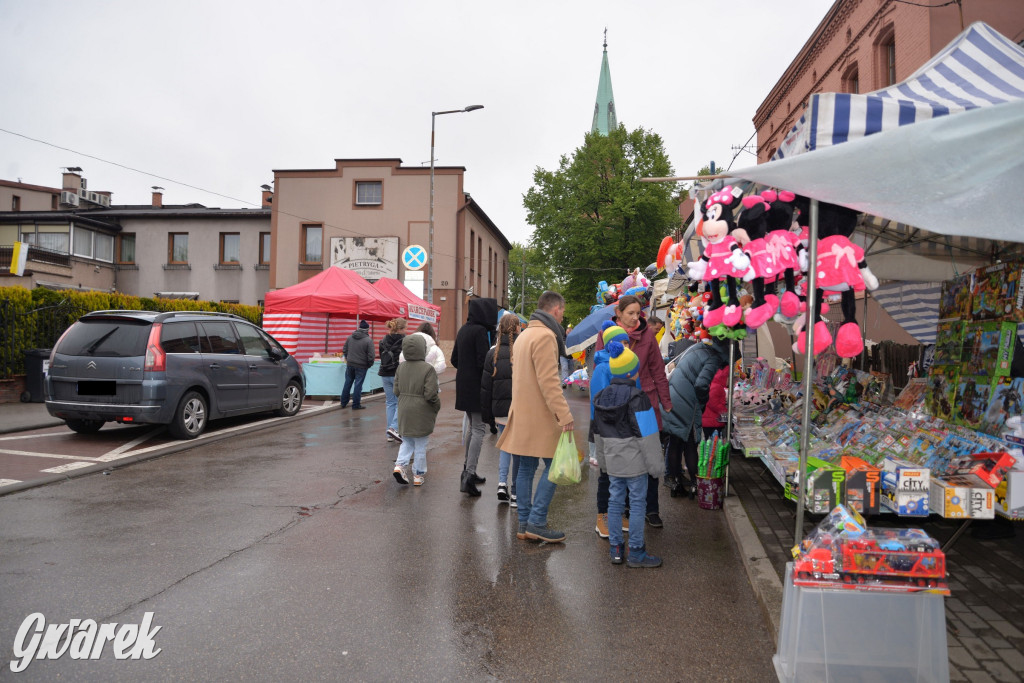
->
[979,377,1024,437]
[995,467,1024,519]
[926,366,958,422]
[893,378,928,411]
[881,456,930,517]
[933,320,966,367]
[929,476,995,519]
[971,261,1024,322]
[939,272,973,320]
[841,455,881,516]
[953,375,994,430]
[960,321,1017,378]
[785,456,845,514]
[949,451,1017,488]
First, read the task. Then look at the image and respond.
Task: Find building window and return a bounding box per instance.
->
[11,195,20,211]
[877,27,897,87]
[169,233,189,264]
[470,229,475,277]
[21,227,69,253]
[118,233,136,263]
[71,228,114,262]
[842,64,859,94]
[259,232,271,264]
[220,233,240,264]
[886,41,896,85]
[302,224,322,263]
[355,181,382,206]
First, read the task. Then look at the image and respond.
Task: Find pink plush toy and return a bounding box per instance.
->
[761,190,807,320]
[733,195,778,329]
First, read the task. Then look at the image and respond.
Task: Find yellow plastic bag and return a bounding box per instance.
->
[548,431,582,485]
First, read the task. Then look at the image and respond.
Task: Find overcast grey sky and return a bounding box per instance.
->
[0,0,829,245]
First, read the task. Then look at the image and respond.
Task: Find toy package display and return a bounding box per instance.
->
[980,377,1024,436]
[939,272,973,320]
[971,261,1024,322]
[933,320,966,367]
[893,378,928,412]
[841,455,882,516]
[926,366,958,422]
[929,476,995,519]
[791,505,949,594]
[960,321,1017,378]
[953,375,994,430]
[881,457,930,516]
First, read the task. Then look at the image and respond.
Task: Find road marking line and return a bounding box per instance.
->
[0,448,101,461]
[41,462,94,474]
[96,428,164,461]
[0,432,68,442]
[0,479,22,486]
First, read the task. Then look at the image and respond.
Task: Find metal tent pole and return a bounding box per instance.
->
[725,338,736,497]
[795,199,820,548]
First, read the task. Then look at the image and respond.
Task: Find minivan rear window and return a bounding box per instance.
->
[56,320,150,357]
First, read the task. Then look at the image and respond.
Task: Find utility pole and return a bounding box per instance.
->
[520,248,526,315]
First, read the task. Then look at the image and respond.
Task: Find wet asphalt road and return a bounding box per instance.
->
[0,386,775,681]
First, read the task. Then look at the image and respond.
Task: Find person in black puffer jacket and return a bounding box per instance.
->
[481,313,520,505]
[452,297,498,496]
[662,337,733,496]
[379,318,407,443]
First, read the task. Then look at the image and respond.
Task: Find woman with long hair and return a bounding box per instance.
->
[400,321,447,375]
[481,313,520,505]
[379,318,407,442]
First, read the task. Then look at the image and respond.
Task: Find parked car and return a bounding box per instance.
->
[45,310,304,439]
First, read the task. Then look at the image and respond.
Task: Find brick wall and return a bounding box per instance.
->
[0,376,27,404]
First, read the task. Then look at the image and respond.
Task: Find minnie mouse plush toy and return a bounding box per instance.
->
[733,195,779,329]
[687,186,755,333]
[760,189,808,320]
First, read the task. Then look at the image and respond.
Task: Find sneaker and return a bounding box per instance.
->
[627,546,663,569]
[387,435,395,443]
[386,428,403,443]
[589,457,599,467]
[595,513,609,538]
[646,512,664,528]
[524,524,566,543]
[510,494,518,509]
[393,465,409,485]
[497,483,510,502]
[516,523,529,540]
[610,542,625,565]
[413,473,424,486]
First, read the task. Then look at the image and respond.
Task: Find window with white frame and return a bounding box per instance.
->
[355,181,382,206]
[71,227,114,262]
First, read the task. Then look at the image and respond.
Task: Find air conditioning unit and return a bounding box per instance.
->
[89,192,99,203]
[99,195,110,207]
[81,178,87,190]
[60,191,80,207]
[79,188,87,198]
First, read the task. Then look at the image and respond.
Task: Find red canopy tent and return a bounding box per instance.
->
[263,267,406,362]
[372,277,440,326]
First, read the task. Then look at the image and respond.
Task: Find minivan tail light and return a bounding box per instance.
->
[144,323,165,372]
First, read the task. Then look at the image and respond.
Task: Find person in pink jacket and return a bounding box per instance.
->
[702,366,729,435]
[595,294,672,529]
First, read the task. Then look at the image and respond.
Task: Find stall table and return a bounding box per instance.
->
[303,360,382,398]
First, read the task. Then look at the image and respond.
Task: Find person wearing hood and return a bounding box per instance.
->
[663,337,733,496]
[451,297,498,497]
[340,320,375,410]
[595,295,672,528]
[379,318,407,443]
[392,334,441,487]
[400,322,447,376]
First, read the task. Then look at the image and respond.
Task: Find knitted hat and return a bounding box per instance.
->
[358,320,370,329]
[601,320,628,347]
[607,341,639,378]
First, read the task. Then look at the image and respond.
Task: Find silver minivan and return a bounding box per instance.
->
[45,310,304,439]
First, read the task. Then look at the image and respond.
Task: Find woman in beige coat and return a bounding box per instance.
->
[496,291,574,543]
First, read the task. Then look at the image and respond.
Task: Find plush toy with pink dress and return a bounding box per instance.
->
[760,190,808,320]
[733,195,779,329]
[686,186,755,334]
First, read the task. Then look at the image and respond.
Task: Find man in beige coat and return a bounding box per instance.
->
[496,291,575,543]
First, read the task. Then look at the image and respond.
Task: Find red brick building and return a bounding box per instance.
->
[754,0,1024,162]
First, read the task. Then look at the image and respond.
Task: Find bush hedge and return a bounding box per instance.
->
[0,286,262,378]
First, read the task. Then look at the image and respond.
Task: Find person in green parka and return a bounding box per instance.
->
[392,334,441,487]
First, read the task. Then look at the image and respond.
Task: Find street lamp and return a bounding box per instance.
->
[428,104,484,304]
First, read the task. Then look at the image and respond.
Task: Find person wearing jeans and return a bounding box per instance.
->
[515,455,557,531]
[481,312,520,504]
[496,424,520,504]
[340,320,375,410]
[378,318,406,441]
[340,365,368,409]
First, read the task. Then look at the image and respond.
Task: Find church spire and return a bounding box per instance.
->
[591,28,617,135]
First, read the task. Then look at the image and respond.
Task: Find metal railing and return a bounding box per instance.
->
[0,244,72,269]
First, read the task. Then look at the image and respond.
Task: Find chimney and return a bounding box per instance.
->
[152,190,163,208]
[261,190,273,208]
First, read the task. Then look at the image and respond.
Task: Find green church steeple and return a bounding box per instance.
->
[591,29,617,135]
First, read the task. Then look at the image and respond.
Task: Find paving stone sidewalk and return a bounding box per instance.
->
[729,455,1024,683]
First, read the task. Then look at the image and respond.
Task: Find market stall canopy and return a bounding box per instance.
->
[372,277,440,324]
[730,22,1024,244]
[264,267,405,321]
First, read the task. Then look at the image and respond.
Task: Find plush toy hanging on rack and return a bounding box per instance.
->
[594,267,652,311]
[760,189,808,320]
[792,196,880,358]
[733,195,780,329]
[686,186,755,336]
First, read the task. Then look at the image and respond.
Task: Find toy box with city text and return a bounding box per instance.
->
[929,476,995,519]
[971,261,1024,323]
[881,457,930,517]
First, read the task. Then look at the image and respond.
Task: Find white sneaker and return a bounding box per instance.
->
[393,464,409,485]
[413,473,424,486]
[386,428,403,443]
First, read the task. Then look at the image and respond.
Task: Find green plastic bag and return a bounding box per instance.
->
[548,431,582,485]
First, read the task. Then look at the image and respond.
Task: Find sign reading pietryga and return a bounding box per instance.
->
[330,237,398,280]
[408,304,438,324]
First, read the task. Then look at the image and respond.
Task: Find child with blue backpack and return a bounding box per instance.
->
[591,340,665,568]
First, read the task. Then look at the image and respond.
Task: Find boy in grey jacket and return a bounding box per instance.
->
[592,342,665,568]
[392,334,441,487]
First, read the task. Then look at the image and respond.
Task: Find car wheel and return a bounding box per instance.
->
[168,390,207,439]
[66,418,104,434]
[276,380,303,417]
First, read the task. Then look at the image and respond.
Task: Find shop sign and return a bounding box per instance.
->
[330,237,398,280]
[408,303,438,323]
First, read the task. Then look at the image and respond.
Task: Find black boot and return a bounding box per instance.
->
[460,470,481,497]
[472,473,486,485]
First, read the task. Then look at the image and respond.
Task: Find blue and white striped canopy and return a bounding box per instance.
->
[775,22,1024,160]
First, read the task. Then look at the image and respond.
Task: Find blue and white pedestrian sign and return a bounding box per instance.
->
[402,245,427,271]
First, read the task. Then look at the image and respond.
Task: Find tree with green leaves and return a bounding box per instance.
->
[506,242,558,316]
[523,125,680,324]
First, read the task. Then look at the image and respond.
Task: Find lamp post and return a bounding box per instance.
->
[428,104,484,304]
